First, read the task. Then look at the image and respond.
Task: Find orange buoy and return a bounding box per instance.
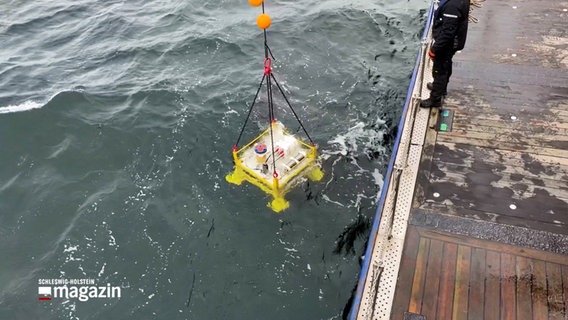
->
[248,0,263,6]
[256,13,271,29]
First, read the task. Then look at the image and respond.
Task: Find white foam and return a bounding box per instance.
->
[0,100,43,114]
[372,168,384,188]
[63,245,78,253]
[326,121,386,158]
[322,194,345,207]
[98,263,106,277]
[320,117,387,208]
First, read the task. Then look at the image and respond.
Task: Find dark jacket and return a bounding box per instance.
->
[431,0,470,54]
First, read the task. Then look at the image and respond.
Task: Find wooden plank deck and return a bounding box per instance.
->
[391,2,568,318]
[392,226,568,320]
[412,0,568,234]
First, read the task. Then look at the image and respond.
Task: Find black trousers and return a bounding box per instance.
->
[431,50,456,100]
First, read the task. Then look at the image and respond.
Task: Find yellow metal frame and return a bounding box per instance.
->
[226,123,323,212]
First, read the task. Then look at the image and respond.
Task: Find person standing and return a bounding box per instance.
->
[421,0,470,108]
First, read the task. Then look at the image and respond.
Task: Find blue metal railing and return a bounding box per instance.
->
[348,1,436,319]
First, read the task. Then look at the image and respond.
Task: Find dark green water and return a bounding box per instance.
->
[0,0,427,319]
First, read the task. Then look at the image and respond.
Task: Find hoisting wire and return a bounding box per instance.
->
[261,0,312,145]
[265,59,274,121]
[265,41,276,60]
[262,2,270,59]
[263,30,276,61]
[262,0,279,178]
[235,0,314,178]
[265,57,278,177]
[270,73,315,145]
[233,74,266,149]
[267,76,278,178]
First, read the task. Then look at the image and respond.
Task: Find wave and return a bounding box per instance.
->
[3,4,89,35]
[0,88,87,115]
[0,100,43,114]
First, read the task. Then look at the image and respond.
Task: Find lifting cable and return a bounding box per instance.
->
[232,74,266,152]
[261,1,279,178]
[233,0,315,178]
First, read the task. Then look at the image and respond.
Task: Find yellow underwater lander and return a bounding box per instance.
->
[226,0,323,212]
[226,121,323,212]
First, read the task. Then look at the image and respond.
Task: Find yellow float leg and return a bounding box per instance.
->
[226,150,247,185]
[269,196,289,212]
[267,177,289,212]
[226,167,246,185]
[308,166,324,181]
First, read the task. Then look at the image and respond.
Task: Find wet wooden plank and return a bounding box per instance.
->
[431,170,568,199]
[563,265,568,319]
[546,263,564,320]
[453,111,568,127]
[550,107,568,116]
[444,122,557,138]
[431,153,568,181]
[436,141,568,169]
[457,104,568,117]
[532,260,548,319]
[540,108,568,117]
[490,176,568,197]
[450,113,568,130]
[429,178,568,206]
[541,112,568,122]
[441,129,568,150]
[452,111,568,130]
[485,250,501,320]
[433,146,568,182]
[391,226,422,320]
[452,119,568,140]
[452,245,471,320]
[420,239,444,320]
[427,181,568,224]
[408,237,430,314]
[528,120,568,131]
[436,134,568,159]
[516,256,533,320]
[436,242,458,320]
[426,180,568,228]
[454,122,568,140]
[467,247,486,320]
[417,228,568,266]
[420,202,568,237]
[501,253,517,319]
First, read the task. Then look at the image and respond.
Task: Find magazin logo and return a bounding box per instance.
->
[38,281,121,302]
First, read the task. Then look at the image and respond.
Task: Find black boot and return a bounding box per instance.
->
[420,96,443,108]
[426,82,447,96]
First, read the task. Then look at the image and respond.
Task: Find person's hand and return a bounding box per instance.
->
[428,50,435,61]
